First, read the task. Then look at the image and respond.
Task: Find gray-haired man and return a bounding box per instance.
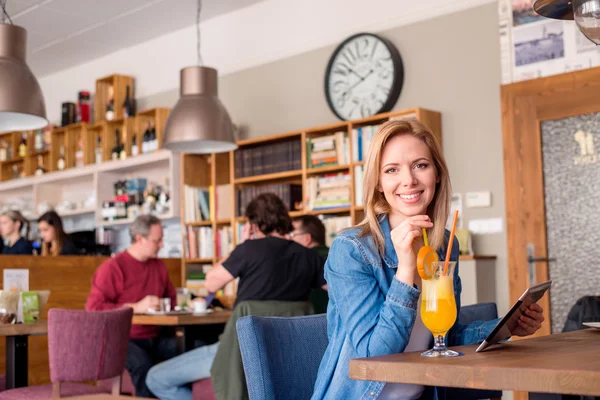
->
[86,214,177,398]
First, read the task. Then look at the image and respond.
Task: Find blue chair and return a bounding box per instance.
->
[237,314,327,400]
[237,304,502,400]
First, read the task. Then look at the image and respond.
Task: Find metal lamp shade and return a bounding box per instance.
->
[533,0,574,19]
[163,66,237,154]
[0,24,47,133]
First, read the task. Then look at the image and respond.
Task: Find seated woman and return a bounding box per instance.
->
[145,192,326,400]
[0,210,33,255]
[311,120,545,400]
[37,211,79,256]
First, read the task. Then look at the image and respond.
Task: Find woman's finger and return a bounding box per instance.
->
[525,307,544,322]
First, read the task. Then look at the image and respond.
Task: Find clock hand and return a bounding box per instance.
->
[341,69,375,98]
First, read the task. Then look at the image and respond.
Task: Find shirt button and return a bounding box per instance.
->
[370,392,375,396]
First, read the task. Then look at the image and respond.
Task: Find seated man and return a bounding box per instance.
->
[291,215,330,314]
[86,214,177,398]
[146,193,326,400]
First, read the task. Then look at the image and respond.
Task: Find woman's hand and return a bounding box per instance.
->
[511,303,545,337]
[241,222,254,242]
[390,215,433,284]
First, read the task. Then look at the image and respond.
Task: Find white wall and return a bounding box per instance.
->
[38,0,494,123]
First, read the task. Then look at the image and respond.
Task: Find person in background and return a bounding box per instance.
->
[37,210,78,256]
[86,214,177,398]
[291,215,329,314]
[145,193,326,400]
[0,210,33,255]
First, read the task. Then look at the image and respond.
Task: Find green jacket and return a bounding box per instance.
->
[210,300,312,400]
[309,244,330,314]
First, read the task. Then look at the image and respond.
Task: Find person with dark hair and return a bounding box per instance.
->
[37,210,78,256]
[291,215,330,313]
[0,210,33,255]
[145,192,326,400]
[86,214,177,398]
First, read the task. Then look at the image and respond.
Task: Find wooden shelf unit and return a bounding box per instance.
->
[179,107,442,294]
[94,74,134,124]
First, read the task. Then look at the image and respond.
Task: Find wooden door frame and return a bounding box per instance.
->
[502,67,600,338]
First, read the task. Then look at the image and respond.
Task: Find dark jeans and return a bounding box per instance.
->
[126,337,178,398]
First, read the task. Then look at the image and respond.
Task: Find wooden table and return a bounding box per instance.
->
[349,329,600,398]
[132,311,232,353]
[0,321,48,390]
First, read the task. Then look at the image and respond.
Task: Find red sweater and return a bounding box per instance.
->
[86,251,176,339]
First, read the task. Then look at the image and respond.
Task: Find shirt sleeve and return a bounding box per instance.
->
[85,260,124,311]
[222,242,247,278]
[326,235,420,358]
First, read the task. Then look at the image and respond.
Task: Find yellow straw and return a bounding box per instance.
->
[422,228,429,247]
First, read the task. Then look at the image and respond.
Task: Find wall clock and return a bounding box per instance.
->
[324,33,404,121]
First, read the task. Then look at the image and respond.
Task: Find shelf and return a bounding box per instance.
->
[306,164,351,176]
[216,219,233,225]
[353,206,364,211]
[0,176,36,191]
[306,207,351,215]
[0,157,25,165]
[353,161,365,166]
[289,210,304,217]
[29,149,49,157]
[97,212,176,227]
[236,130,301,147]
[31,207,96,221]
[186,220,212,227]
[459,255,497,261]
[185,258,214,264]
[234,169,302,184]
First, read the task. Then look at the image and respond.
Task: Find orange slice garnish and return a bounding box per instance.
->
[417,245,439,280]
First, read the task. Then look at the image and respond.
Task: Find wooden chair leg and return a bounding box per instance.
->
[52,382,61,399]
[111,375,121,396]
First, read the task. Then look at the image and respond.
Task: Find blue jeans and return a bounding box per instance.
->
[146,342,220,400]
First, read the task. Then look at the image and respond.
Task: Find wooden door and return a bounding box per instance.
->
[502,67,600,400]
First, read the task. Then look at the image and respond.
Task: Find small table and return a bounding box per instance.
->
[0,321,48,390]
[349,329,600,398]
[132,310,232,353]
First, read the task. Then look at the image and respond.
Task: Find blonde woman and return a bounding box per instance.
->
[0,210,32,255]
[311,120,544,400]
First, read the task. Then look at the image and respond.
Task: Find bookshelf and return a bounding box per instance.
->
[179,107,442,296]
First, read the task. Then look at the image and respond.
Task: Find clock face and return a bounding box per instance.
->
[325,33,404,121]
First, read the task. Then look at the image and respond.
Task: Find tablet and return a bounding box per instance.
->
[476,280,552,353]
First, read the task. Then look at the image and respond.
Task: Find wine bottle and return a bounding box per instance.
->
[95,135,103,164]
[35,155,46,176]
[57,146,66,171]
[150,122,157,152]
[122,85,135,118]
[142,122,151,154]
[131,134,138,157]
[111,129,121,160]
[18,133,27,158]
[0,139,7,162]
[106,85,114,121]
[75,138,84,167]
[34,130,44,151]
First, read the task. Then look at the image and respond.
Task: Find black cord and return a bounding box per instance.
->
[0,0,13,24]
[197,0,203,65]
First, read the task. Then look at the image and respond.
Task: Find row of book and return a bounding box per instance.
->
[183,184,232,223]
[237,183,302,217]
[306,131,350,169]
[184,226,214,259]
[351,124,380,162]
[216,226,234,258]
[306,172,351,211]
[234,139,302,178]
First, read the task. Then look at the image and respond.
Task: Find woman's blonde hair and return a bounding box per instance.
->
[357,119,451,255]
[1,210,30,239]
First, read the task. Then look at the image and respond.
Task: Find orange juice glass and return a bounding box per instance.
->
[420,261,461,357]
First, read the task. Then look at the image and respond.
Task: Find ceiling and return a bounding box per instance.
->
[3,0,266,77]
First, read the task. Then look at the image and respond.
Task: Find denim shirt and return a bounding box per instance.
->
[310,216,499,400]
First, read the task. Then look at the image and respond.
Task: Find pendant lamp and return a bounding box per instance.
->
[163,0,236,153]
[534,0,600,45]
[0,1,47,133]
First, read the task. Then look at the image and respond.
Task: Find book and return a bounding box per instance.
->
[21,291,39,323]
